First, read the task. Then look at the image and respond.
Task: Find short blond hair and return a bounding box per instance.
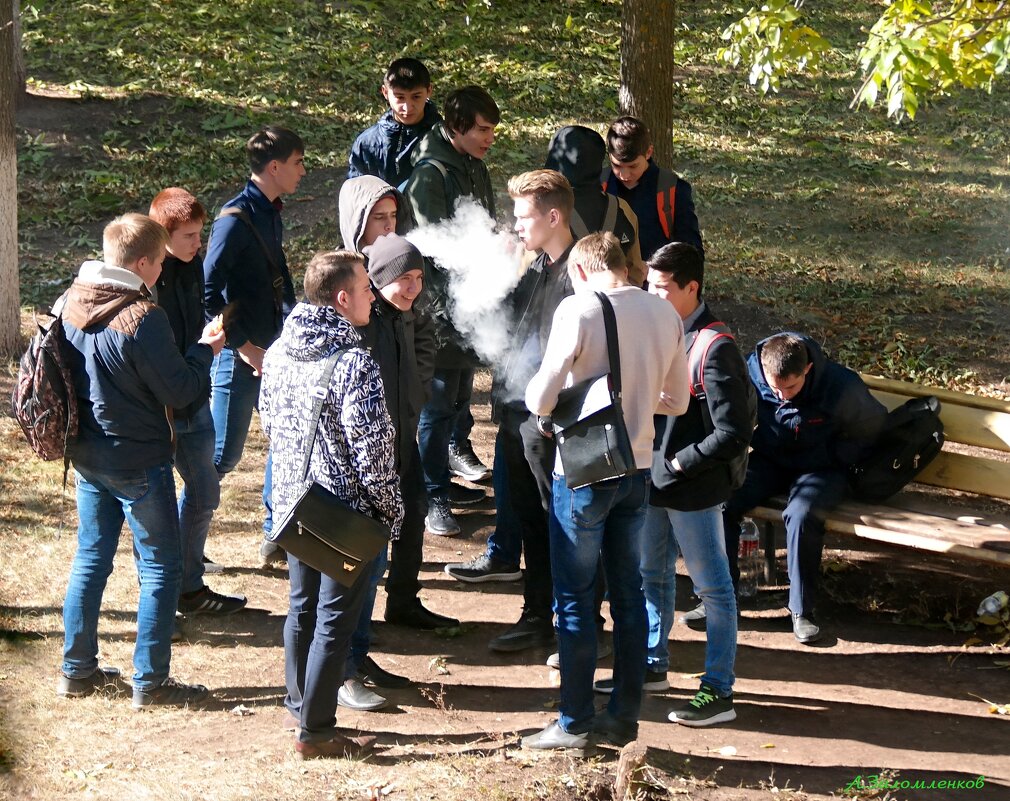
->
[569,231,626,275]
[103,213,169,268]
[507,169,574,218]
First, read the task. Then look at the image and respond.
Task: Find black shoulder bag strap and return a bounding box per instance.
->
[217,207,285,317]
[594,291,623,404]
[296,349,350,485]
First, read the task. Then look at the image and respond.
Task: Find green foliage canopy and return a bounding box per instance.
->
[720,0,1010,119]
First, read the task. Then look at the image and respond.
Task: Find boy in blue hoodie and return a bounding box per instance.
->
[347,58,441,187]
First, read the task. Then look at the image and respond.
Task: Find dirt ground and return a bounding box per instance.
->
[4,91,1010,800]
[2,383,1009,801]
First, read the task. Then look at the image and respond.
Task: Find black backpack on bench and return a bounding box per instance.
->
[848,396,944,503]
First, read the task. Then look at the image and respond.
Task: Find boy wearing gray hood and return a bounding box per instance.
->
[335,179,457,709]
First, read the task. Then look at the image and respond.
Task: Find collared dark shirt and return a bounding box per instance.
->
[203,180,296,350]
[155,252,210,418]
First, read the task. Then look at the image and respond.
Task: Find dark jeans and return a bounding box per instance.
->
[284,552,375,744]
[417,366,475,500]
[724,452,848,617]
[486,431,523,566]
[497,407,554,619]
[344,447,426,678]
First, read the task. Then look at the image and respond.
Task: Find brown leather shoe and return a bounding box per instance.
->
[294,732,377,760]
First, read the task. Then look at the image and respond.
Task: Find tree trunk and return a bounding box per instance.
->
[619,0,676,166]
[1,0,20,355]
[13,0,26,95]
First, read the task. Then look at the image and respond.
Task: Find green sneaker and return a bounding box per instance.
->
[668,684,736,727]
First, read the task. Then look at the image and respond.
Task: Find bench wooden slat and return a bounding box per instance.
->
[861,374,1010,415]
[915,451,1010,500]
[868,388,1010,452]
[751,501,1010,567]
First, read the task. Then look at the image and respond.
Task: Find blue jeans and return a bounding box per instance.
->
[210,347,272,533]
[63,462,181,690]
[550,471,650,735]
[285,552,375,743]
[641,504,737,696]
[173,403,221,593]
[417,366,475,500]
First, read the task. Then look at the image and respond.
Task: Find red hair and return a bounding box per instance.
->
[148,187,206,233]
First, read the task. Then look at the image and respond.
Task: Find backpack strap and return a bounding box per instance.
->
[216,207,284,317]
[602,194,619,233]
[569,208,590,240]
[655,169,678,241]
[685,322,734,401]
[412,158,455,218]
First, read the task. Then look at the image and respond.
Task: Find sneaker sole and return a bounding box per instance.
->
[594,678,669,695]
[425,519,461,537]
[668,708,737,727]
[444,565,523,583]
[449,467,491,482]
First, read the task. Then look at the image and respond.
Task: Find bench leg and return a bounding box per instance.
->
[760,520,776,585]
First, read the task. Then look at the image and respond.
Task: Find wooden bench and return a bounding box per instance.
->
[748,374,1010,582]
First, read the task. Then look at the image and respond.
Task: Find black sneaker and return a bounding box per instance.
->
[56,665,122,698]
[132,677,210,710]
[425,499,461,536]
[593,669,669,694]
[448,483,486,506]
[448,442,491,482]
[178,586,248,616]
[445,553,522,583]
[489,613,555,652]
[357,655,412,689]
[667,683,736,727]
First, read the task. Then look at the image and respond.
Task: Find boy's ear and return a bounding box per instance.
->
[423,84,433,99]
[381,85,390,100]
[646,144,655,160]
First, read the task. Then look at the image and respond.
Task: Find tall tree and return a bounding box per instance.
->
[619,0,677,165]
[1,0,19,355]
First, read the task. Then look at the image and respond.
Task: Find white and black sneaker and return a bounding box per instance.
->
[448,442,491,482]
[445,553,522,583]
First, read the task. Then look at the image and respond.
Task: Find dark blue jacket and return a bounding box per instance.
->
[347,101,441,187]
[604,160,703,261]
[63,262,214,471]
[203,180,295,350]
[155,252,209,419]
[748,333,886,474]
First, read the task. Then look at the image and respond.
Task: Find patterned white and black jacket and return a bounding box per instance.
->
[260,302,403,539]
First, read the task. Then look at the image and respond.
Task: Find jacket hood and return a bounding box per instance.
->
[544,126,607,189]
[279,301,361,362]
[63,260,147,329]
[338,176,412,253]
[749,332,827,405]
[377,100,441,135]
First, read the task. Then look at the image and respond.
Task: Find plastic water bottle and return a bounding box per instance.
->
[737,518,760,600]
[977,590,1008,621]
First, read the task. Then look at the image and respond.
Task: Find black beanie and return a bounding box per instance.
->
[363,233,424,289]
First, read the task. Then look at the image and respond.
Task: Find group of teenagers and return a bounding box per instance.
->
[53,57,889,758]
